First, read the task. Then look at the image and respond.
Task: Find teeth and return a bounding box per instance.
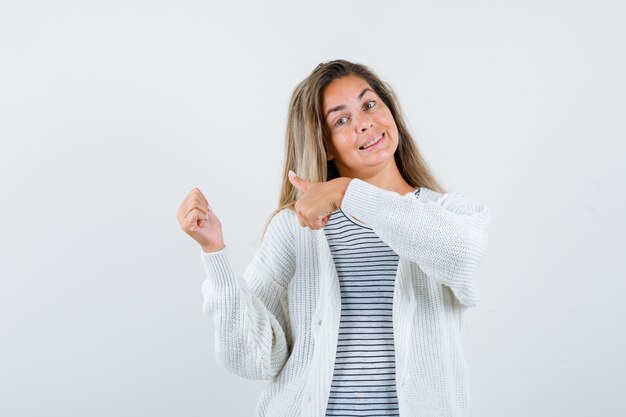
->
[361,134,383,150]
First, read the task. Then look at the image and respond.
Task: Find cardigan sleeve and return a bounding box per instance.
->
[199,209,295,380]
[340,178,491,308]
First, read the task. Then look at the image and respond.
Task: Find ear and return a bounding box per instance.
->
[322,135,335,161]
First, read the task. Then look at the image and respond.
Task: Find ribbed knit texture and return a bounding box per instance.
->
[322,188,420,417]
[200,179,491,417]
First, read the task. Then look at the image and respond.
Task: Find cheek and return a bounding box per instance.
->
[381,109,396,126]
[333,133,352,149]
[331,134,359,160]
[327,134,348,158]
[381,111,399,135]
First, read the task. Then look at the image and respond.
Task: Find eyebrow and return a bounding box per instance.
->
[325,88,373,120]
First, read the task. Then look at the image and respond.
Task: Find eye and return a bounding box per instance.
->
[335,116,348,127]
[364,100,376,110]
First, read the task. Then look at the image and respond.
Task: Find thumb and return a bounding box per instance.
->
[288,170,308,192]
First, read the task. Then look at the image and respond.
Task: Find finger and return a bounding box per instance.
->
[191,187,209,207]
[184,201,208,219]
[296,213,307,229]
[188,189,211,215]
[288,170,307,192]
[185,208,206,231]
[288,172,301,190]
[309,216,323,230]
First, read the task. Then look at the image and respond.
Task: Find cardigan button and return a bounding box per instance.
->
[317,319,322,326]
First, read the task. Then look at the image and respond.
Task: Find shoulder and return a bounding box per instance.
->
[272,207,297,227]
[275,206,297,219]
[264,207,297,241]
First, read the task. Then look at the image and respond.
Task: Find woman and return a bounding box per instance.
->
[176,59,491,417]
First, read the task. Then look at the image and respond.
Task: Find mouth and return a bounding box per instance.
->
[359,132,385,152]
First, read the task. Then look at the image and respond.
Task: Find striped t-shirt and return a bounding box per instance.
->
[322,187,421,417]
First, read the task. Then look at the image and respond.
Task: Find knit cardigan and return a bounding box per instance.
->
[200,178,491,417]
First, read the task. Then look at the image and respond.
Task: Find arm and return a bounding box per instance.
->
[199,209,295,380]
[340,178,491,307]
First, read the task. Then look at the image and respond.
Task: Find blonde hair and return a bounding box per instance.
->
[262,59,446,238]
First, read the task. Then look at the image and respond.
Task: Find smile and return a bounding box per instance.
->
[359,132,385,151]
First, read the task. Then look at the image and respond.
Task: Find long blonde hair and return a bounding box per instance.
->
[262,59,446,239]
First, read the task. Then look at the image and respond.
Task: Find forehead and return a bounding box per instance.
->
[323,75,373,108]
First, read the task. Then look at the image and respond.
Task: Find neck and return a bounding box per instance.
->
[338,159,415,195]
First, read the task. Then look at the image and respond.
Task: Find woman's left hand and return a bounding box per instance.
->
[288,171,351,230]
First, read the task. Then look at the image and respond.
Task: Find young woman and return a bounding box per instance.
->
[176,59,491,417]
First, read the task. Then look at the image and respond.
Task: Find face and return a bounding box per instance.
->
[322,75,399,178]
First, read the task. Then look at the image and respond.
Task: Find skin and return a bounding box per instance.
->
[177,74,417,251]
[288,74,415,230]
[176,188,224,253]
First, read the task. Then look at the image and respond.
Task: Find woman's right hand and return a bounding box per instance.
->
[176,188,225,252]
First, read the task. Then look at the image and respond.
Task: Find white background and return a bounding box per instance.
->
[1,1,625,416]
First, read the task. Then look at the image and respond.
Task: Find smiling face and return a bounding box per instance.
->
[322,74,400,179]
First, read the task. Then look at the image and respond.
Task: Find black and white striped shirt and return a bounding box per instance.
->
[323,188,420,417]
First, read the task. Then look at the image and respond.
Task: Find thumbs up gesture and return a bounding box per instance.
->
[288,170,351,230]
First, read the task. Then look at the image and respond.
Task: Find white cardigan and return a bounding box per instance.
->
[200,178,491,417]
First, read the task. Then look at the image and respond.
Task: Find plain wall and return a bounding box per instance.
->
[1,0,624,416]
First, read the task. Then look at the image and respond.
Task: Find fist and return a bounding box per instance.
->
[176,188,224,252]
[288,171,351,230]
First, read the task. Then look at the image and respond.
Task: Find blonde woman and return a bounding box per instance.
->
[176,59,491,417]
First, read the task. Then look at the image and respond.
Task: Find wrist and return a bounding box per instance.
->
[340,177,352,197]
[335,177,352,207]
[201,243,225,253]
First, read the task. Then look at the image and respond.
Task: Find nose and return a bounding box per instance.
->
[355,112,374,132]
